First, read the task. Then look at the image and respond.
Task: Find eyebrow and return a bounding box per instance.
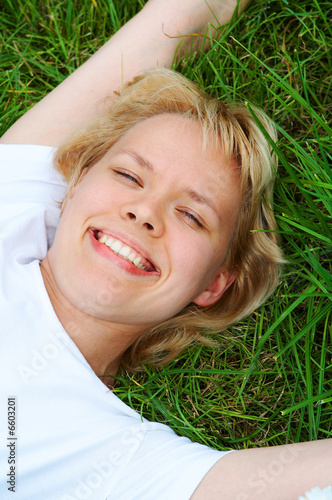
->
[184,189,219,217]
[120,148,154,172]
[120,148,219,217]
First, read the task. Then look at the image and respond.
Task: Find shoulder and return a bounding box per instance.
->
[0,144,67,262]
[0,144,57,178]
[0,144,67,205]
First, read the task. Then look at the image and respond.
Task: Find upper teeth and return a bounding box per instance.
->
[97,233,148,271]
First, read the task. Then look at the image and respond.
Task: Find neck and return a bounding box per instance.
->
[40,258,144,378]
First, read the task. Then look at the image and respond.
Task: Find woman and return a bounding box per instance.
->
[0,0,331,499]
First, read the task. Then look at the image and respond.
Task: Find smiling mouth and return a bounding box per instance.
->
[92,230,157,273]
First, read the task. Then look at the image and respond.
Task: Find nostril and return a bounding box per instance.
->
[127,212,154,231]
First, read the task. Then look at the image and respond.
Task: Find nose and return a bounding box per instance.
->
[120,197,165,237]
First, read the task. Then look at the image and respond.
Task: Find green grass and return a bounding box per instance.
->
[1,0,331,449]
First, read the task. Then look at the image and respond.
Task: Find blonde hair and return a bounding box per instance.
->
[54,68,284,370]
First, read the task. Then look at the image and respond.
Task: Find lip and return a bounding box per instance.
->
[88,228,160,276]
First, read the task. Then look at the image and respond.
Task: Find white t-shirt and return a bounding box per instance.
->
[0,145,230,500]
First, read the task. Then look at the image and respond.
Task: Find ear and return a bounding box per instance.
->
[192,270,236,307]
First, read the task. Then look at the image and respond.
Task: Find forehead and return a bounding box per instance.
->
[108,114,239,189]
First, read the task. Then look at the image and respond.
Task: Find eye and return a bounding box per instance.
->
[180,210,204,229]
[114,170,142,186]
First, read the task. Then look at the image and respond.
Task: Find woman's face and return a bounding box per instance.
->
[46,115,242,330]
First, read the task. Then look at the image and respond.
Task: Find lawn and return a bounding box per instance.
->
[1,0,331,450]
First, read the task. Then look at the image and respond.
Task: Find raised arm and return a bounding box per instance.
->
[0,0,248,148]
[192,438,332,499]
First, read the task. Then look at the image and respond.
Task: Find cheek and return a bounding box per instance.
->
[176,232,228,291]
[65,180,116,219]
[170,233,217,278]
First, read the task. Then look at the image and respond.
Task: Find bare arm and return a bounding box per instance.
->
[0,0,248,148]
[192,439,332,499]
[0,1,178,147]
